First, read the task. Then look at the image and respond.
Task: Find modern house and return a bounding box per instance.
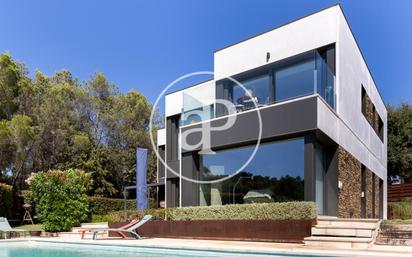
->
[156,4,387,219]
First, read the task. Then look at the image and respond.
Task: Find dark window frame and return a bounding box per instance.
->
[361,85,384,143]
[361,85,367,116]
[216,46,335,117]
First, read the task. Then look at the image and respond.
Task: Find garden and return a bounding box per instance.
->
[1,168,317,242]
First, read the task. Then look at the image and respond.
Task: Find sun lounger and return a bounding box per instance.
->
[0,217,27,239]
[91,215,152,240]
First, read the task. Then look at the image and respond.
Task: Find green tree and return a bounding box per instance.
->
[0,53,160,200]
[0,53,26,119]
[9,115,35,186]
[388,103,412,181]
[0,121,15,181]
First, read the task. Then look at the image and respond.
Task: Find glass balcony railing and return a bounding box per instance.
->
[182,88,215,126]
[181,50,335,125]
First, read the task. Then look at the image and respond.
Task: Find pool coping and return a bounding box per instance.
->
[1,237,412,257]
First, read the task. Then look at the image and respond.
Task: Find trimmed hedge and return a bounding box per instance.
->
[169,202,317,221]
[389,199,412,220]
[108,208,168,221]
[108,202,317,222]
[88,196,136,215]
[0,183,13,218]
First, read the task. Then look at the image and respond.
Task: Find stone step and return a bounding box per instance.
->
[317,216,379,222]
[59,231,108,239]
[80,222,108,228]
[72,226,108,233]
[72,222,108,232]
[381,224,412,232]
[317,219,379,229]
[304,236,373,249]
[312,226,373,238]
[375,236,412,246]
[379,231,412,239]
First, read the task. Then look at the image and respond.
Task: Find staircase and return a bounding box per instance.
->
[376,224,412,246]
[304,216,380,249]
[58,222,108,239]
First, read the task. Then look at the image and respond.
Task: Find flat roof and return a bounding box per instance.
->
[214,3,340,53]
[165,78,213,96]
[164,3,385,107]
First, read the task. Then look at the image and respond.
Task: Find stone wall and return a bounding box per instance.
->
[364,94,375,127]
[363,91,380,133]
[337,146,382,219]
[374,175,380,218]
[338,146,362,218]
[365,169,374,218]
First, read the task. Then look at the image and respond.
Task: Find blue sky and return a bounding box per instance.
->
[1,0,411,107]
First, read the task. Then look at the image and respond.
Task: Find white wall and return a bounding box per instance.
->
[335,6,387,217]
[165,80,215,117]
[214,6,337,80]
[157,128,166,146]
[336,6,387,170]
[162,4,388,217]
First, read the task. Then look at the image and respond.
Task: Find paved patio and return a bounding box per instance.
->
[3,237,412,257]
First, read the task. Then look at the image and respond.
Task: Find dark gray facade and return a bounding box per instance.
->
[163,95,341,215]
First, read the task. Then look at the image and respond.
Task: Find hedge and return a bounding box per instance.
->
[0,183,13,218]
[389,199,412,220]
[108,202,317,222]
[108,208,168,221]
[88,196,136,215]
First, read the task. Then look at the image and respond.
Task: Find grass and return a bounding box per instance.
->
[15,224,44,231]
[383,219,412,225]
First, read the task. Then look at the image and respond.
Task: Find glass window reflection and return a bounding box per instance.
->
[200,138,304,206]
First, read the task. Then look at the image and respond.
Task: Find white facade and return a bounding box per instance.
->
[161,4,387,217]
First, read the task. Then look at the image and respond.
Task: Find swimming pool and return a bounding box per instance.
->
[0,242,331,257]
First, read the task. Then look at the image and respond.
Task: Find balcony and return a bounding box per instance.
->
[181,50,335,126]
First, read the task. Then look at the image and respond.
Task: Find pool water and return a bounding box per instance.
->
[0,242,331,257]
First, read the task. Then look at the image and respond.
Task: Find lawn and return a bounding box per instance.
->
[15,224,43,231]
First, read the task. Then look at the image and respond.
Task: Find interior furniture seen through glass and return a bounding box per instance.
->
[217,50,335,118]
[199,137,304,206]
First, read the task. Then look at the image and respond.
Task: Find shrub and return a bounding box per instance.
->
[108,202,317,222]
[30,169,91,232]
[108,208,168,222]
[168,202,317,221]
[0,183,13,218]
[88,196,136,215]
[21,190,33,205]
[91,215,116,223]
[389,199,412,220]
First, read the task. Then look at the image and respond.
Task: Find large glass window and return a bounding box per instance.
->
[199,138,304,206]
[216,49,335,118]
[231,75,271,112]
[275,55,314,102]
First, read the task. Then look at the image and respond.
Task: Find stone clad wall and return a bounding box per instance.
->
[364,94,375,127]
[365,169,374,218]
[374,175,380,218]
[338,147,362,218]
[364,92,380,133]
[337,146,381,219]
